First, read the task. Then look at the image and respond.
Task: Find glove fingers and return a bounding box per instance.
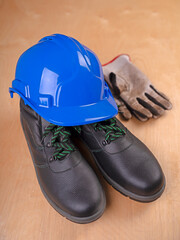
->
[115,99,132,120]
[116,97,148,121]
[146,86,172,110]
[137,96,165,118]
[122,101,149,121]
[150,85,171,101]
[132,110,149,121]
[121,95,153,119]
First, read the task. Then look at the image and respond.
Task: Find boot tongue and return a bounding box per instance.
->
[99,119,111,126]
[41,117,51,132]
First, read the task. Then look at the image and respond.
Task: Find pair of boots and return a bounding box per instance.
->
[20,98,165,224]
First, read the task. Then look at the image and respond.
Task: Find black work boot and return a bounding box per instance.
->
[20,99,106,223]
[71,117,165,202]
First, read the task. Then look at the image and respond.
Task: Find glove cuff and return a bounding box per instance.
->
[102,54,131,66]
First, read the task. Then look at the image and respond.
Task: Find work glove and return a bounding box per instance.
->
[102,55,172,121]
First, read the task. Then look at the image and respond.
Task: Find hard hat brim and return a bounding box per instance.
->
[10,87,118,126]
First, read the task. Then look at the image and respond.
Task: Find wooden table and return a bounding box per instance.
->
[0,0,180,239]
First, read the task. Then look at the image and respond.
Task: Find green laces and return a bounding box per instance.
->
[43,124,76,161]
[73,118,126,145]
[91,117,126,144]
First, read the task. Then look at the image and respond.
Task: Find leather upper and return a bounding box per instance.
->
[74,118,165,197]
[20,99,105,218]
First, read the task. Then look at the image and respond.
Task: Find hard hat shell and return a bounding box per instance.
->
[9,34,118,126]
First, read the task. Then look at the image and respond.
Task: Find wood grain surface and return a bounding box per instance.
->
[0,0,180,239]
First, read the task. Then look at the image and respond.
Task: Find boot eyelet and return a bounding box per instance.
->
[102,140,107,146]
[47,142,51,147]
[107,139,110,144]
[49,156,53,162]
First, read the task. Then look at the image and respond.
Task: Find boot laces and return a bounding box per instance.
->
[74,118,126,144]
[91,117,126,144]
[43,124,76,161]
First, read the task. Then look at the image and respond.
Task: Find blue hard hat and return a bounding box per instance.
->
[9,34,118,126]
